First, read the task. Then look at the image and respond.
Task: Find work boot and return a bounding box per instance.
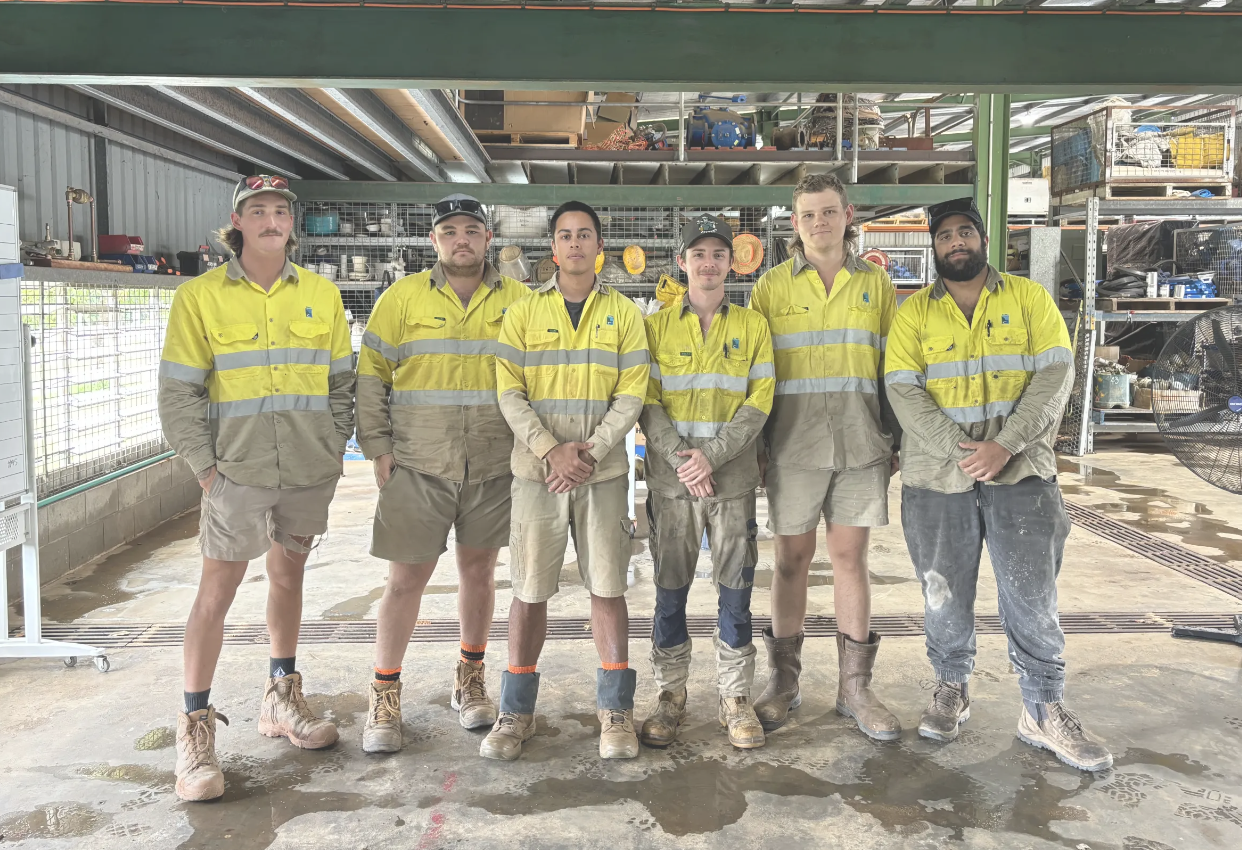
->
[597,667,639,759]
[451,660,498,730]
[175,706,228,802]
[918,681,970,743]
[1017,702,1113,772]
[719,696,766,749]
[639,689,687,748]
[362,679,403,754]
[480,670,539,761]
[835,632,902,741]
[257,672,339,749]
[753,628,803,731]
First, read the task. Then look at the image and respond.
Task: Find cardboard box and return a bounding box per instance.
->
[503,91,590,135]
[582,93,639,146]
[1131,387,1202,411]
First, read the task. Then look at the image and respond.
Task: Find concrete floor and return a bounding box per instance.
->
[2,447,1241,849]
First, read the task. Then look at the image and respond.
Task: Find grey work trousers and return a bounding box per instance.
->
[901,475,1070,704]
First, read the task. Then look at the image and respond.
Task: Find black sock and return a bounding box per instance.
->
[185,689,211,713]
[270,656,296,678]
[374,667,402,683]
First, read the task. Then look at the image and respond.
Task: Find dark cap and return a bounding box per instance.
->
[928,197,985,238]
[680,214,734,252]
[432,193,487,228]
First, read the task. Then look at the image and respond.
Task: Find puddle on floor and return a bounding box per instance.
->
[304,692,369,729]
[133,726,176,751]
[0,803,109,842]
[1058,459,1242,563]
[750,568,916,590]
[321,586,386,621]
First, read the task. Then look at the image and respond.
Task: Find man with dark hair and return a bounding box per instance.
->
[885,197,1111,772]
[159,176,355,801]
[748,173,902,740]
[486,200,650,761]
[355,194,528,753]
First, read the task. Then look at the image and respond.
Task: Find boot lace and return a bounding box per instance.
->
[1048,703,1087,739]
[284,679,319,725]
[603,709,630,730]
[494,712,524,734]
[931,682,963,716]
[370,687,401,726]
[460,666,488,706]
[186,712,226,770]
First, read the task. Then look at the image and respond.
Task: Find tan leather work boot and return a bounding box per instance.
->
[175,706,228,802]
[451,660,498,730]
[598,708,640,759]
[258,672,339,749]
[1017,702,1113,772]
[362,679,403,754]
[835,632,902,741]
[480,712,536,761]
[719,696,766,749]
[639,689,687,748]
[753,628,803,731]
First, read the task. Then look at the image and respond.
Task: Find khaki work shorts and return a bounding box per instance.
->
[647,490,758,591]
[509,475,632,603]
[200,473,339,562]
[766,461,891,535]
[370,466,511,563]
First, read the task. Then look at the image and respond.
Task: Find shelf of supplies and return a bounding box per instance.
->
[300,235,682,249]
[1091,420,1159,434]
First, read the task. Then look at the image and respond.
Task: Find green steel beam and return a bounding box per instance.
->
[289,181,970,208]
[5,6,1242,92]
[935,125,1052,146]
[973,94,1012,270]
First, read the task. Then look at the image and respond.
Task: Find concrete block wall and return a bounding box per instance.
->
[5,455,199,603]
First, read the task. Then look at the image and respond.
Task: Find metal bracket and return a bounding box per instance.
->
[1172,615,1242,647]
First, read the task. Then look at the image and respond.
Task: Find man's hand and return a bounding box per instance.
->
[957,440,1012,482]
[545,442,595,493]
[890,452,901,476]
[687,476,717,499]
[373,453,396,488]
[675,448,714,487]
[197,466,218,493]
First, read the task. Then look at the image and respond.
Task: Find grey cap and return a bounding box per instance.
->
[680,214,734,252]
[432,193,487,227]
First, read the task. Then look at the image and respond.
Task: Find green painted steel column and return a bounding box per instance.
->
[973,93,1012,270]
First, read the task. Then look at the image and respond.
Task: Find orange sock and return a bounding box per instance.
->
[601,661,629,671]
[508,664,537,675]
[461,642,486,665]
[374,666,401,682]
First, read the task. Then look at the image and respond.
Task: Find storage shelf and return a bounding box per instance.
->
[300,235,681,249]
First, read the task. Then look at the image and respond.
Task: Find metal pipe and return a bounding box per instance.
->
[37,450,177,509]
[88,198,98,262]
[455,97,596,106]
[678,92,685,162]
[851,95,860,183]
[835,92,843,162]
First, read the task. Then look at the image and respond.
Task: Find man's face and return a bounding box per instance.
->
[677,238,732,293]
[791,189,853,253]
[430,215,490,274]
[551,211,602,276]
[230,193,292,255]
[932,214,989,282]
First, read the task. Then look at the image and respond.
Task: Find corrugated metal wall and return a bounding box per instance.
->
[108,145,234,257]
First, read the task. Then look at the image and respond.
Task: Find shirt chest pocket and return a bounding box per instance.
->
[403,315,450,362]
[482,307,507,342]
[524,328,562,373]
[921,334,960,367]
[287,319,331,374]
[983,327,1030,373]
[592,323,620,352]
[209,323,261,380]
[656,350,694,386]
[846,301,881,334]
[768,305,813,338]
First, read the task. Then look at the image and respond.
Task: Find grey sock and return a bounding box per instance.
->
[185,689,210,714]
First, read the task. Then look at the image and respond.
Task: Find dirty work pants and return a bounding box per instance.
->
[647,491,758,698]
[901,476,1069,704]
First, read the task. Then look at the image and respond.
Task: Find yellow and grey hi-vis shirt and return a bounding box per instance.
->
[884,267,1074,494]
[496,273,649,485]
[157,257,355,489]
[640,298,775,500]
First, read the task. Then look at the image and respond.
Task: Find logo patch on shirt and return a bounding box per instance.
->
[305,307,313,318]
[547,328,559,334]
[862,292,870,304]
[1002,314,1010,324]
[606,315,615,326]
[732,337,740,350]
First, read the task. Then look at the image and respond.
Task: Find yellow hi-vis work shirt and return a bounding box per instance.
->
[749,250,898,471]
[640,298,775,499]
[883,267,1074,494]
[496,274,649,484]
[157,257,355,489]
[355,261,528,483]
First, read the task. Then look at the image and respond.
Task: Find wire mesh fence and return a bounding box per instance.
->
[1174,225,1242,299]
[20,277,176,497]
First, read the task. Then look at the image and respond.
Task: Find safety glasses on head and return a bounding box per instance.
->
[245,174,289,191]
[433,197,484,219]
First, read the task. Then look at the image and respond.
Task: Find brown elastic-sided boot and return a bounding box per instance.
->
[639,689,687,748]
[719,696,765,749]
[175,706,229,802]
[835,632,902,741]
[258,672,339,749]
[1017,702,1113,772]
[452,660,498,730]
[753,628,803,731]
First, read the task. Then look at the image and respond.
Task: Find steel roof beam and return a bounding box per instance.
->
[320,88,446,182]
[406,89,492,183]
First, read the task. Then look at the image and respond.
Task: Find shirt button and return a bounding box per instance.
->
[270,318,274,322]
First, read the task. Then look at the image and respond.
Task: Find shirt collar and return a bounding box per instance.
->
[537,272,605,296]
[225,255,298,285]
[678,295,730,317]
[790,247,867,278]
[428,260,504,290]
[930,265,1005,300]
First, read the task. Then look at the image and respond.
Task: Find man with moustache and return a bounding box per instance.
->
[355,194,528,753]
[884,197,1112,772]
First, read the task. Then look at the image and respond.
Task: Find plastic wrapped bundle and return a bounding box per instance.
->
[1105,220,1194,275]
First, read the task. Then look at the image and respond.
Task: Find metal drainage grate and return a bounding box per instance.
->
[1066,501,1242,600]
[10,612,1240,649]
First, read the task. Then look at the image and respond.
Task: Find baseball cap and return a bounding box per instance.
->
[233,175,296,212]
[432,193,487,228]
[681,214,734,252]
[928,197,986,238]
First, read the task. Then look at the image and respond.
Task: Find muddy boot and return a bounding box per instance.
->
[175,706,228,802]
[918,681,970,743]
[639,690,687,748]
[835,632,902,741]
[597,667,639,759]
[480,671,539,761]
[1017,702,1113,772]
[258,672,339,749]
[362,680,403,754]
[719,696,765,749]
[452,660,498,730]
[753,628,803,731]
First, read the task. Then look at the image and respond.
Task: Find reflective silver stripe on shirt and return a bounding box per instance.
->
[525,348,619,369]
[390,389,499,406]
[398,339,499,359]
[1034,347,1073,370]
[495,343,525,368]
[619,349,650,371]
[214,348,330,371]
[774,376,878,395]
[925,355,1034,381]
[660,372,749,393]
[748,362,775,381]
[885,370,926,388]
[771,328,882,351]
[208,394,330,418]
[940,399,1017,425]
[672,420,725,438]
[362,330,398,362]
[649,362,663,379]
[328,356,353,376]
[159,360,209,385]
[530,398,612,416]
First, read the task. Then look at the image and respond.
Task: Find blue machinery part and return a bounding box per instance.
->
[687,107,757,149]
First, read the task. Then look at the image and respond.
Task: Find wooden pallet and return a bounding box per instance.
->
[476,131,580,146]
[1095,296,1230,312]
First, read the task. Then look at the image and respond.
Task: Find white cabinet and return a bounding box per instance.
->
[0,185,17,265]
